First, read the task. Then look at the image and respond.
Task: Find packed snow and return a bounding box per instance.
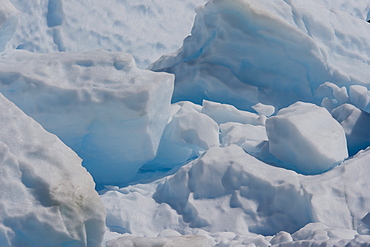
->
[1,0,370,246]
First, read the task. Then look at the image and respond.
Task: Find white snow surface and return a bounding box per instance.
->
[7,0,207,68]
[0,93,106,246]
[0,49,174,188]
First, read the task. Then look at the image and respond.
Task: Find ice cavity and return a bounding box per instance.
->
[0,49,174,188]
[266,102,348,174]
[0,93,106,247]
[0,0,19,52]
[150,0,370,111]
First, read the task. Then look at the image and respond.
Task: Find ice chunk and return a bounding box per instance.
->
[150,0,370,111]
[266,102,348,174]
[8,0,207,68]
[0,93,106,246]
[220,122,268,155]
[0,0,19,52]
[0,50,174,188]
[332,104,370,156]
[202,100,263,125]
[142,101,219,170]
[252,103,275,117]
[315,82,348,112]
[349,85,370,112]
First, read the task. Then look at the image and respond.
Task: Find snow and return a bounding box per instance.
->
[7,0,207,68]
[0,93,105,246]
[0,49,174,188]
[2,0,370,246]
[266,102,348,174]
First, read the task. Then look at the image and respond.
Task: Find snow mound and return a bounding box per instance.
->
[7,0,207,68]
[150,0,370,111]
[0,0,19,52]
[266,102,348,174]
[0,49,174,188]
[0,93,105,246]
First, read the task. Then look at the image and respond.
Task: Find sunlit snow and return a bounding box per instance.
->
[1,0,370,246]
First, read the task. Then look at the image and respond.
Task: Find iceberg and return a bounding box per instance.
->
[0,93,106,246]
[0,49,174,188]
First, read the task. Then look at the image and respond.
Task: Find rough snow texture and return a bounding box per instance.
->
[0,93,106,247]
[102,145,370,246]
[150,0,370,111]
[7,0,207,68]
[0,49,174,188]
[0,0,19,52]
[266,102,348,174]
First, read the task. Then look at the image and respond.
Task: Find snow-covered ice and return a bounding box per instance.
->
[0,49,174,188]
[2,0,370,246]
[0,93,105,246]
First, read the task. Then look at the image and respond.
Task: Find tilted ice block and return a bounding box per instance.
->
[0,93,106,247]
[0,49,174,188]
[0,0,19,52]
[332,104,370,156]
[349,85,370,112]
[266,102,348,175]
[150,0,370,111]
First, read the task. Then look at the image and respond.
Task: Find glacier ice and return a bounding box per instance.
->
[150,0,370,112]
[0,93,106,246]
[2,0,370,246]
[0,49,174,188]
[266,102,348,174]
